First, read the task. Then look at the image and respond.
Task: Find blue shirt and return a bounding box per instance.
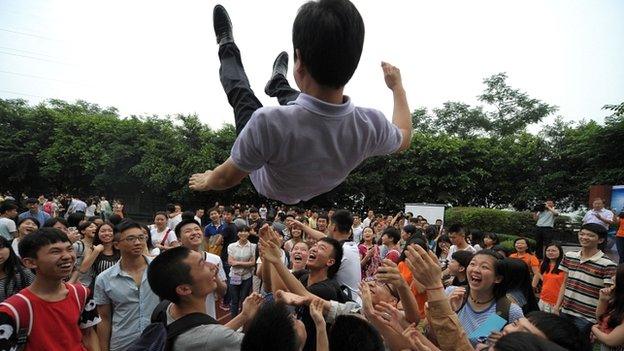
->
[205,221,224,237]
[18,210,50,227]
[94,256,159,351]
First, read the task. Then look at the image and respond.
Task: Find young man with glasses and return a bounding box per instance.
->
[94,219,159,351]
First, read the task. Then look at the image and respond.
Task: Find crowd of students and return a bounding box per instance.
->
[0,196,622,351]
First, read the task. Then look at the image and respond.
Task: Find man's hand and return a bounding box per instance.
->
[447,287,466,311]
[259,238,282,264]
[189,170,214,191]
[382,62,403,92]
[286,218,305,230]
[404,244,443,289]
[309,298,326,327]
[241,292,263,320]
[376,259,406,289]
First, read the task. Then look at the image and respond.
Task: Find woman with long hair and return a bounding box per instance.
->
[283,227,304,254]
[436,234,452,270]
[501,258,540,314]
[536,242,565,312]
[0,236,34,302]
[445,249,524,345]
[359,227,381,281]
[593,264,624,351]
[483,232,500,250]
[91,222,120,279]
[69,220,100,286]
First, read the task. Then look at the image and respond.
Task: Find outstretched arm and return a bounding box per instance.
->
[189,157,249,191]
[382,62,412,152]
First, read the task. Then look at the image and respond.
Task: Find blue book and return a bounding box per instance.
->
[469,314,507,340]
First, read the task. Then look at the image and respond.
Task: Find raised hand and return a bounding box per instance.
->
[189,170,214,191]
[382,61,403,92]
[374,301,409,333]
[309,298,326,327]
[376,259,407,289]
[404,244,443,289]
[274,290,313,306]
[241,292,264,320]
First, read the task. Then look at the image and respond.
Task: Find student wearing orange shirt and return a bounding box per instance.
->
[536,243,565,313]
[616,211,624,264]
[509,237,540,288]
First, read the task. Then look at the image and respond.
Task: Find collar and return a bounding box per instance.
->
[289,93,355,117]
[579,250,604,263]
[112,255,152,277]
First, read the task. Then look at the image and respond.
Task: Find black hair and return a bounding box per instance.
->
[0,201,18,214]
[492,244,508,257]
[331,210,353,232]
[18,227,70,259]
[108,214,122,226]
[539,242,563,275]
[424,225,438,242]
[116,219,142,236]
[483,232,500,247]
[580,223,608,240]
[174,218,201,240]
[241,302,299,351]
[67,212,85,227]
[166,203,176,213]
[400,235,429,261]
[500,258,539,314]
[435,234,451,258]
[451,250,474,269]
[292,0,364,88]
[382,227,400,245]
[513,237,533,254]
[448,223,464,235]
[525,311,586,351]
[471,249,506,299]
[140,224,155,251]
[25,198,37,205]
[42,217,68,228]
[77,220,95,235]
[223,206,234,215]
[317,212,329,222]
[181,211,195,221]
[604,264,624,330]
[0,236,30,297]
[147,246,193,304]
[238,225,250,233]
[17,217,40,230]
[154,211,168,219]
[93,222,121,268]
[402,224,418,237]
[249,207,258,213]
[329,314,384,351]
[319,237,343,278]
[494,332,567,351]
[469,229,484,247]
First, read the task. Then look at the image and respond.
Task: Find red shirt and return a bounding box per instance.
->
[0,283,95,351]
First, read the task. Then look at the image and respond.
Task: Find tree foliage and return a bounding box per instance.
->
[1,74,622,214]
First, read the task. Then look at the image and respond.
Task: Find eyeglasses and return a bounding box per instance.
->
[122,235,147,243]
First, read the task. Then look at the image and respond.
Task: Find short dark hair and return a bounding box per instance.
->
[292,0,364,88]
[320,237,343,278]
[526,311,587,351]
[448,223,464,235]
[25,197,38,205]
[18,228,70,259]
[329,314,384,351]
[116,219,142,239]
[317,212,329,222]
[42,217,68,228]
[223,206,234,215]
[166,203,176,212]
[181,211,195,221]
[494,332,567,351]
[330,209,353,233]
[67,212,85,227]
[175,218,201,240]
[451,250,474,269]
[17,217,40,229]
[147,246,193,304]
[241,302,299,351]
[580,223,608,239]
[249,207,258,213]
[108,214,123,226]
[0,201,18,214]
[382,227,400,244]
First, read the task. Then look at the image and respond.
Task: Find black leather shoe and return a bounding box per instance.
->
[213,5,234,45]
[264,51,289,94]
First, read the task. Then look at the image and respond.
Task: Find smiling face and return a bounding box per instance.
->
[466,254,501,293]
[179,223,204,249]
[209,210,220,223]
[115,227,146,257]
[291,228,303,239]
[291,242,309,270]
[82,223,97,240]
[578,228,603,248]
[362,227,374,243]
[184,250,218,296]
[514,239,528,253]
[365,280,397,306]
[544,245,561,261]
[237,230,249,243]
[306,241,335,272]
[23,241,76,279]
[97,224,115,244]
[18,219,38,237]
[154,214,167,230]
[502,317,547,339]
[317,218,328,232]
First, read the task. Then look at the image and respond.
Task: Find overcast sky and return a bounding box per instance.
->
[1,0,623,130]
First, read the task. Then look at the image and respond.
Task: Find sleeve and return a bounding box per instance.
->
[582,212,590,223]
[367,113,403,157]
[230,111,271,172]
[325,301,361,324]
[165,230,177,245]
[604,263,617,285]
[79,288,101,329]
[6,220,15,233]
[227,244,235,258]
[386,250,400,264]
[93,275,110,305]
[507,303,524,323]
[425,299,472,351]
[217,259,227,282]
[530,255,539,268]
[0,310,18,351]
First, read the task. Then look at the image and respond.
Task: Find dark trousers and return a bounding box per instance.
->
[229,276,253,318]
[616,236,624,264]
[534,226,554,260]
[218,43,299,136]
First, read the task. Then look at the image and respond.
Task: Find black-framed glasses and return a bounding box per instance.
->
[123,235,147,243]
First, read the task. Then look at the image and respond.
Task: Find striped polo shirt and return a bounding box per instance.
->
[560,250,616,323]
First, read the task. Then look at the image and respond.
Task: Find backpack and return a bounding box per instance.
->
[128,300,219,351]
[0,283,88,350]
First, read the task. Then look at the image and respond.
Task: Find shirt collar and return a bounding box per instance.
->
[289,93,355,117]
[580,250,604,262]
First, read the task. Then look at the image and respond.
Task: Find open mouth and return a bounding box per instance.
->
[59,262,73,271]
[292,252,303,262]
[469,274,482,284]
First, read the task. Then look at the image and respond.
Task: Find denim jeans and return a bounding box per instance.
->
[229,276,253,318]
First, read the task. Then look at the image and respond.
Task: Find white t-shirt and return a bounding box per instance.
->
[150,227,177,248]
[582,209,614,230]
[259,207,268,219]
[167,214,182,231]
[0,218,16,241]
[204,252,227,319]
[335,241,362,306]
[448,244,477,258]
[231,93,403,204]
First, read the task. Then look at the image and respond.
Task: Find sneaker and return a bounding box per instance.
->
[264,51,289,96]
[213,5,234,45]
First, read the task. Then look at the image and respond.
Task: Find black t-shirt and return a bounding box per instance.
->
[220,222,239,262]
[247,218,264,244]
[293,270,340,351]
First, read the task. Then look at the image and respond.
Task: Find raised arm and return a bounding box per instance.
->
[287,218,326,241]
[260,238,311,298]
[189,157,249,192]
[382,62,412,152]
